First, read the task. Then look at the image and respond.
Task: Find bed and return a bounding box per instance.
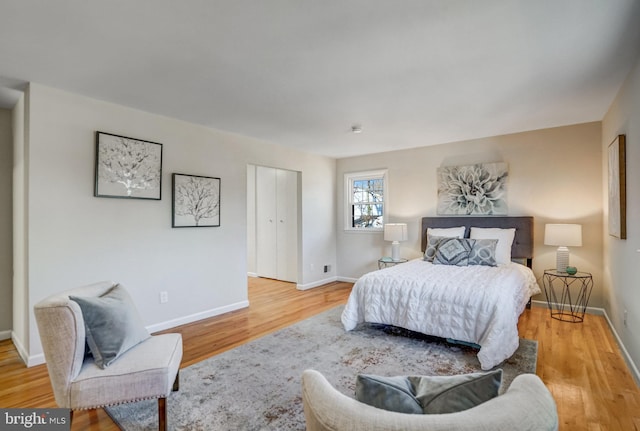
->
[341,216,540,370]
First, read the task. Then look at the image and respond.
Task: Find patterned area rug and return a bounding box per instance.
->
[105,305,537,431]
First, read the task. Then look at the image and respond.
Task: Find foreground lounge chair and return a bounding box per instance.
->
[34,281,182,431]
[301,369,558,431]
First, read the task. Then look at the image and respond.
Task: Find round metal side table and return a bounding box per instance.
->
[542,269,593,323]
[378,257,408,269]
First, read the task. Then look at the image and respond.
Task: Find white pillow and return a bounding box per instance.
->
[469,227,515,265]
[426,226,466,238]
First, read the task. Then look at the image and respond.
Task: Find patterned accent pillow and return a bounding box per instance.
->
[468,239,498,266]
[433,238,476,266]
[423,235,445,262]
[470,227,515,265]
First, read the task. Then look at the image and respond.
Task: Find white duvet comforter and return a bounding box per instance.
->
[341,259,540,370]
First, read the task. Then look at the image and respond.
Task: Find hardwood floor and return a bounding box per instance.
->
[520,305,640,430]
[1,278,638,430]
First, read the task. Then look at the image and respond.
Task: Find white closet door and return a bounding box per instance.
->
[256,166,277,279]
[256,166,298,282]
[276,168,298,282]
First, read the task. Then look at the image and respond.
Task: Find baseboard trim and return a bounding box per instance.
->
[297,276,338,291]
[247,272,258,278]
[531,300,640,385]
[530,299,604,316]
[13,332,46,367]
[146,300,250,334]
[0,330,11,341]
[337,276,358,283]
[602,309,640,386]
[23,301,251,368]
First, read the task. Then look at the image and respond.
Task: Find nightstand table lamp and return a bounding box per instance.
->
[384,223,408,261]
[544,223,582,273]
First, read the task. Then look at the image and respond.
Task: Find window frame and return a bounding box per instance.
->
[343,169,388,232]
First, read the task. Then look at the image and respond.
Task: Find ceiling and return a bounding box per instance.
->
[1,1,639,158]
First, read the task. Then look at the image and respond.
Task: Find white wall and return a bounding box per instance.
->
[12,92,29,356]
[602,53,640,375]
[247,165,257,277]
[16,83,337,364]
[336,123,603,305]
[0,109,12,338]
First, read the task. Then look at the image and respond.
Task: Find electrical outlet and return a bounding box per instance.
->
[160,291,168,304]
[624,309,628,327]
[324,265,331,273]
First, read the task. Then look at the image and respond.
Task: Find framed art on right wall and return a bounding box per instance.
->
[172,173,221,227]
[608,134,626,239]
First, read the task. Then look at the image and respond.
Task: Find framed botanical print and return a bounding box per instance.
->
[172,173,221,227]
[437,162,508,215]
[94,132,163,200]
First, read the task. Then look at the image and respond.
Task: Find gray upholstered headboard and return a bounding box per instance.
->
[421,216,534,266]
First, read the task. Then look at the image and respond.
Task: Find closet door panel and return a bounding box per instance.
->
[276,169,298,282]
[256,166,277,279]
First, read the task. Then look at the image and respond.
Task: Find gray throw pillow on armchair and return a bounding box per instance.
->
[356,374,424,414]
[411,369,502,414]
[70,284,150,368]
[356,369,502,415]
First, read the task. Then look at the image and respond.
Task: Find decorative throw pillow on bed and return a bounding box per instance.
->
[468,238,499,266]
[424,227,466,262]
[355,369,503,415]
[70,284,150,369]
[423,235,445,262]
[433,237,475,266]
[426,226,466,238]
[470,227,515,265]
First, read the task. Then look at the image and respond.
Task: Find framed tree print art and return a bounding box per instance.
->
[172,173,221,227]
[94,132,163,199]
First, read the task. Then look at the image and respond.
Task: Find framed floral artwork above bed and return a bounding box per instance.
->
[436,162,508,215]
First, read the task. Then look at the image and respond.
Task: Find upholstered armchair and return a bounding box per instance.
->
[34,281,182,431]
[301,369,559,431]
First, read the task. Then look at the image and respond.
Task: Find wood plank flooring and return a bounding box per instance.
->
[0,278,638,430]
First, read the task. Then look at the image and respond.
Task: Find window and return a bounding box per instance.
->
[344,169,387,231]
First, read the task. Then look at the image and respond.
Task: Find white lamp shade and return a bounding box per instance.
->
[384,223,408,242]
[544,224,582,247]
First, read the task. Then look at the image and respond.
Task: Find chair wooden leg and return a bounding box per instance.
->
[172,371,180,392]
[158,397,167,431]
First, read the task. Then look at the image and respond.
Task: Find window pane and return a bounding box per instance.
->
[352,204,384,228]
[352,179,384,204]
[345,170,386,230]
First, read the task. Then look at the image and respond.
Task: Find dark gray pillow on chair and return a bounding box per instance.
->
[356,369,503,415]
[356,374,423,414]
[411,369,503,414]
[70,284,150,368]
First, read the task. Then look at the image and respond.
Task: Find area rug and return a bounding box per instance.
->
[106,305,537,431]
